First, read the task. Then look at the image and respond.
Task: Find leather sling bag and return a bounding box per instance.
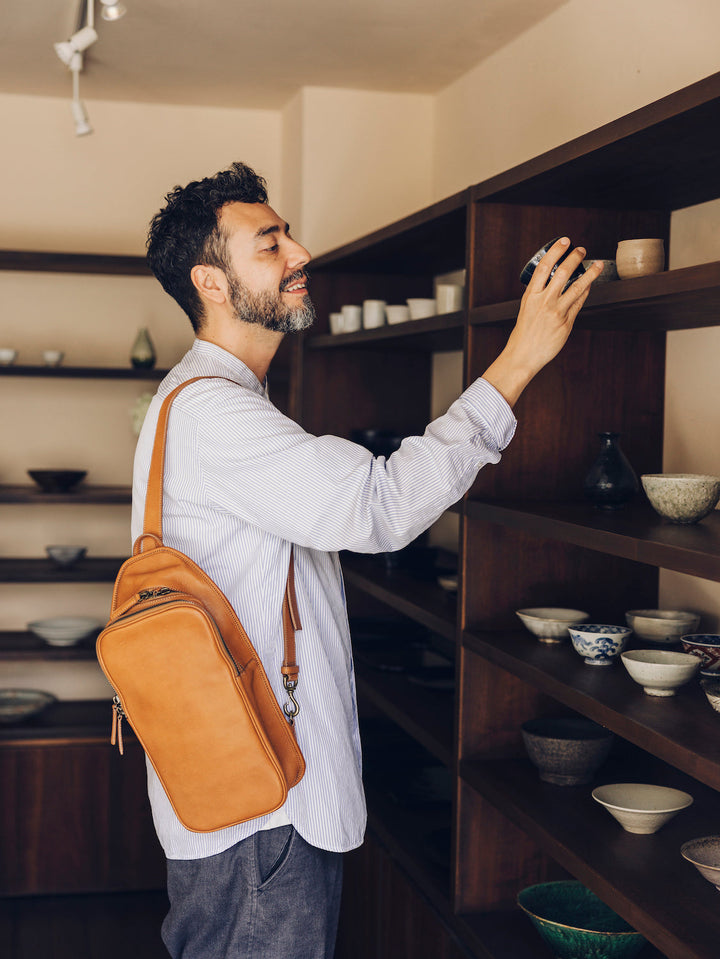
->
[96,376,305,832]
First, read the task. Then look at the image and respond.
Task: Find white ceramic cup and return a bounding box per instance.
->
[406,298,437,320]
[42,350,64,367]
[385,305,410,325]
[0,348,18,366]
[435,284,463,314]
[362,300,386,329]
[329,312,345,335]
[340,305,362,333]
[616,239,665,278]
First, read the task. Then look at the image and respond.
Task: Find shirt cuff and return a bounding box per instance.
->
[460,377,517,452]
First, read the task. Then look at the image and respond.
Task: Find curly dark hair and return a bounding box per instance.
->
[146,161,269,332]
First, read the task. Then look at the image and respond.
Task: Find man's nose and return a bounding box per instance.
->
[287,239,311,270]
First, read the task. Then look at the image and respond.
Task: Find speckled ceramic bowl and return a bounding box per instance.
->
[624,609,700,645]
[516,608,590,645]
[521,717,614,786]
[569,624,632,666]
[0,689,56,724]
[681,837,720,891]
[621,649,700,696]
[592,783,693,834]
[517,881,647,959]
[641,473,720,524]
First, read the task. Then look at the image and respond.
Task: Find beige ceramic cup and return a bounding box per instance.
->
[616,239,665,278]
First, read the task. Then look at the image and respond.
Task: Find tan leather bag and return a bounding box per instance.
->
[96,377,305,832]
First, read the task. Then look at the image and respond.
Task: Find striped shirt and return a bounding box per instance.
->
[131,338,516,859]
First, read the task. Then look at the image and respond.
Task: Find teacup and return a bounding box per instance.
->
[616,239,665,278]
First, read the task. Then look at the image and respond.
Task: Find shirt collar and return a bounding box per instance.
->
[190,339,268,397]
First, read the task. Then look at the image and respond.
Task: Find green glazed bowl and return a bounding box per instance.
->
[517,881,647,958]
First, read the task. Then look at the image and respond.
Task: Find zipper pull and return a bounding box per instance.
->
[111,696,125,756]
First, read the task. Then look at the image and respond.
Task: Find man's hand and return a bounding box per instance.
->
[482,238,603,407]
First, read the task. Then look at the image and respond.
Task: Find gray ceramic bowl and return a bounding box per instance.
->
[45,545,87,567]
[641,473,720,524]
[624,609,700,645]
[521,717,614,786]
[681,836,720,891]
[0,689,56,724]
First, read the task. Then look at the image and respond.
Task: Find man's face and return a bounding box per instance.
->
[218,202,315,334]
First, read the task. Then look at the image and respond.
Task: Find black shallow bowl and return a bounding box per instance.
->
[28,469,87,493]
[520,237,586,289]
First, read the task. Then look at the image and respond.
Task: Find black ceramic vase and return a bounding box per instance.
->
[583,432,639,510]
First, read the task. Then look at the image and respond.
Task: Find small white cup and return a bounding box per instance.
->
[435,284,463,314]
[386,305,410,325]
[329,312,345,335]
[42,350,64,367]
[406,298,437,320]
[0,348,18,366]
[362,300,386,329]
[341,305,362,333]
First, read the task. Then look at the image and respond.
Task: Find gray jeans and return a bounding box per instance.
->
[162,826,344,958]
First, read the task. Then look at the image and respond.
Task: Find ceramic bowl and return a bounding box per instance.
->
[45,545,87,567]
[624,609,700,645]
[27,469,87,493]
[583,259,618,282]
[42,349,64,367]
[620,649,700,696]
[680,635,720,675]
[641,473,720,524]
[0,689,56,724]
[385,305,410,325]
[27,616,101,647]
[616,238,665,278]
[517,880,646,959]
[592,783,693,834]
[516,607,590,645]
[0,348,18,365]
[521,716,614,786]
[406,298,437,320]
[568,624,632,666]
[519,238,586,290]
[701,678,720,713]
[681,837,720,891]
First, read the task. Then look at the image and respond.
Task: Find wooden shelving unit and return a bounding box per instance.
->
[304,72,720,959]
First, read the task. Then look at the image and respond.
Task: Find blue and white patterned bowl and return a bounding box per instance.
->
[569,624,632,666]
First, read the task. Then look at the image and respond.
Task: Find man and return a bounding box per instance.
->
[135,161,602,958]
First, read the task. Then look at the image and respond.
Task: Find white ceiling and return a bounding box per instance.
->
[1,0,570,110]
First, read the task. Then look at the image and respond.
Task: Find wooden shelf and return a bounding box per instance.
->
[0,699,112,744]
[0,630,98,660]
[462,628,720,792]
[0,250,150,276]
[0,365,167,380]
[460,755,720,959]
[465,500,720,581]
[0,485,131,504]
[0,557,125,583]
[470,261,720,332]
[355,662,454,765]
[341,553,457,640]
[306,311,465,353]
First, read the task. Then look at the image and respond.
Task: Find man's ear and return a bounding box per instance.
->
[190,264,228,306]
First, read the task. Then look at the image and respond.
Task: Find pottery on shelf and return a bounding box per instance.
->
[515,608,589,645]
[641,473,720,524]
[130,327,156,369]
[592,783,693,834]
[521,716,614,786]
[624,609,700,645]
[681,837,720,891]
[616,238,665,278]
[620,649,701,696]
[680,634,720,675]
[584,432,639,510]
[519,238,586,290]
[569,624,632,666]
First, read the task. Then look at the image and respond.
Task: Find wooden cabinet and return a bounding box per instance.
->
[306,72,720,958]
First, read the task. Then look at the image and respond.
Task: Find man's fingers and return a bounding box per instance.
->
[559,258,604,306]
[527,237,571,290]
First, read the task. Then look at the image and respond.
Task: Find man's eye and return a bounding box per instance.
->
[263,244,279,254]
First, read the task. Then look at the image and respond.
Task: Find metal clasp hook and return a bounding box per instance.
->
[283,676,300,724]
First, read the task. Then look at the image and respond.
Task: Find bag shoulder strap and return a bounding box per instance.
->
[138,375,301,696]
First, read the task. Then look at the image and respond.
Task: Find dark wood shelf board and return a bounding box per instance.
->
[0,699,112,744]
[0,557,126,583]
[460,756,720,959]
[472,72,720,210]
[0,365,167,380]
[355,663,454,765]
[462,628,720,791]
[0,485,131,504]
[0,630,98,660]
[307,312,465,353]
[0,250,151,276]
[310,190,469,274]
[465,500,720,581]
[470,261,720,332]
[341,554,457,640]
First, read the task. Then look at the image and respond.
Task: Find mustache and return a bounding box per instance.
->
[279,269,310,292]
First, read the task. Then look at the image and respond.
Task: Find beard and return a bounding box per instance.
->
[226,268,315,334]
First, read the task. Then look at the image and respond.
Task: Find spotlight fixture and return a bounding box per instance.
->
[70,52,93,137]
[100,0,127,21]
[53,24,98,66]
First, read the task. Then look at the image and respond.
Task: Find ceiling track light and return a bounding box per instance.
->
[100,0,127,21]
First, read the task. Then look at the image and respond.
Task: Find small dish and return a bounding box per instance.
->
[27,469,87,493]
[681,836,720,891]
[624,609,700,645]
[437,575,458,592]
[0,689,56,724]
[516,607,589,645]
[592,783,693,834]
[620,649,700,696]
[45,545,87,568]
[27,616,101,647]
[568,624,632,666]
